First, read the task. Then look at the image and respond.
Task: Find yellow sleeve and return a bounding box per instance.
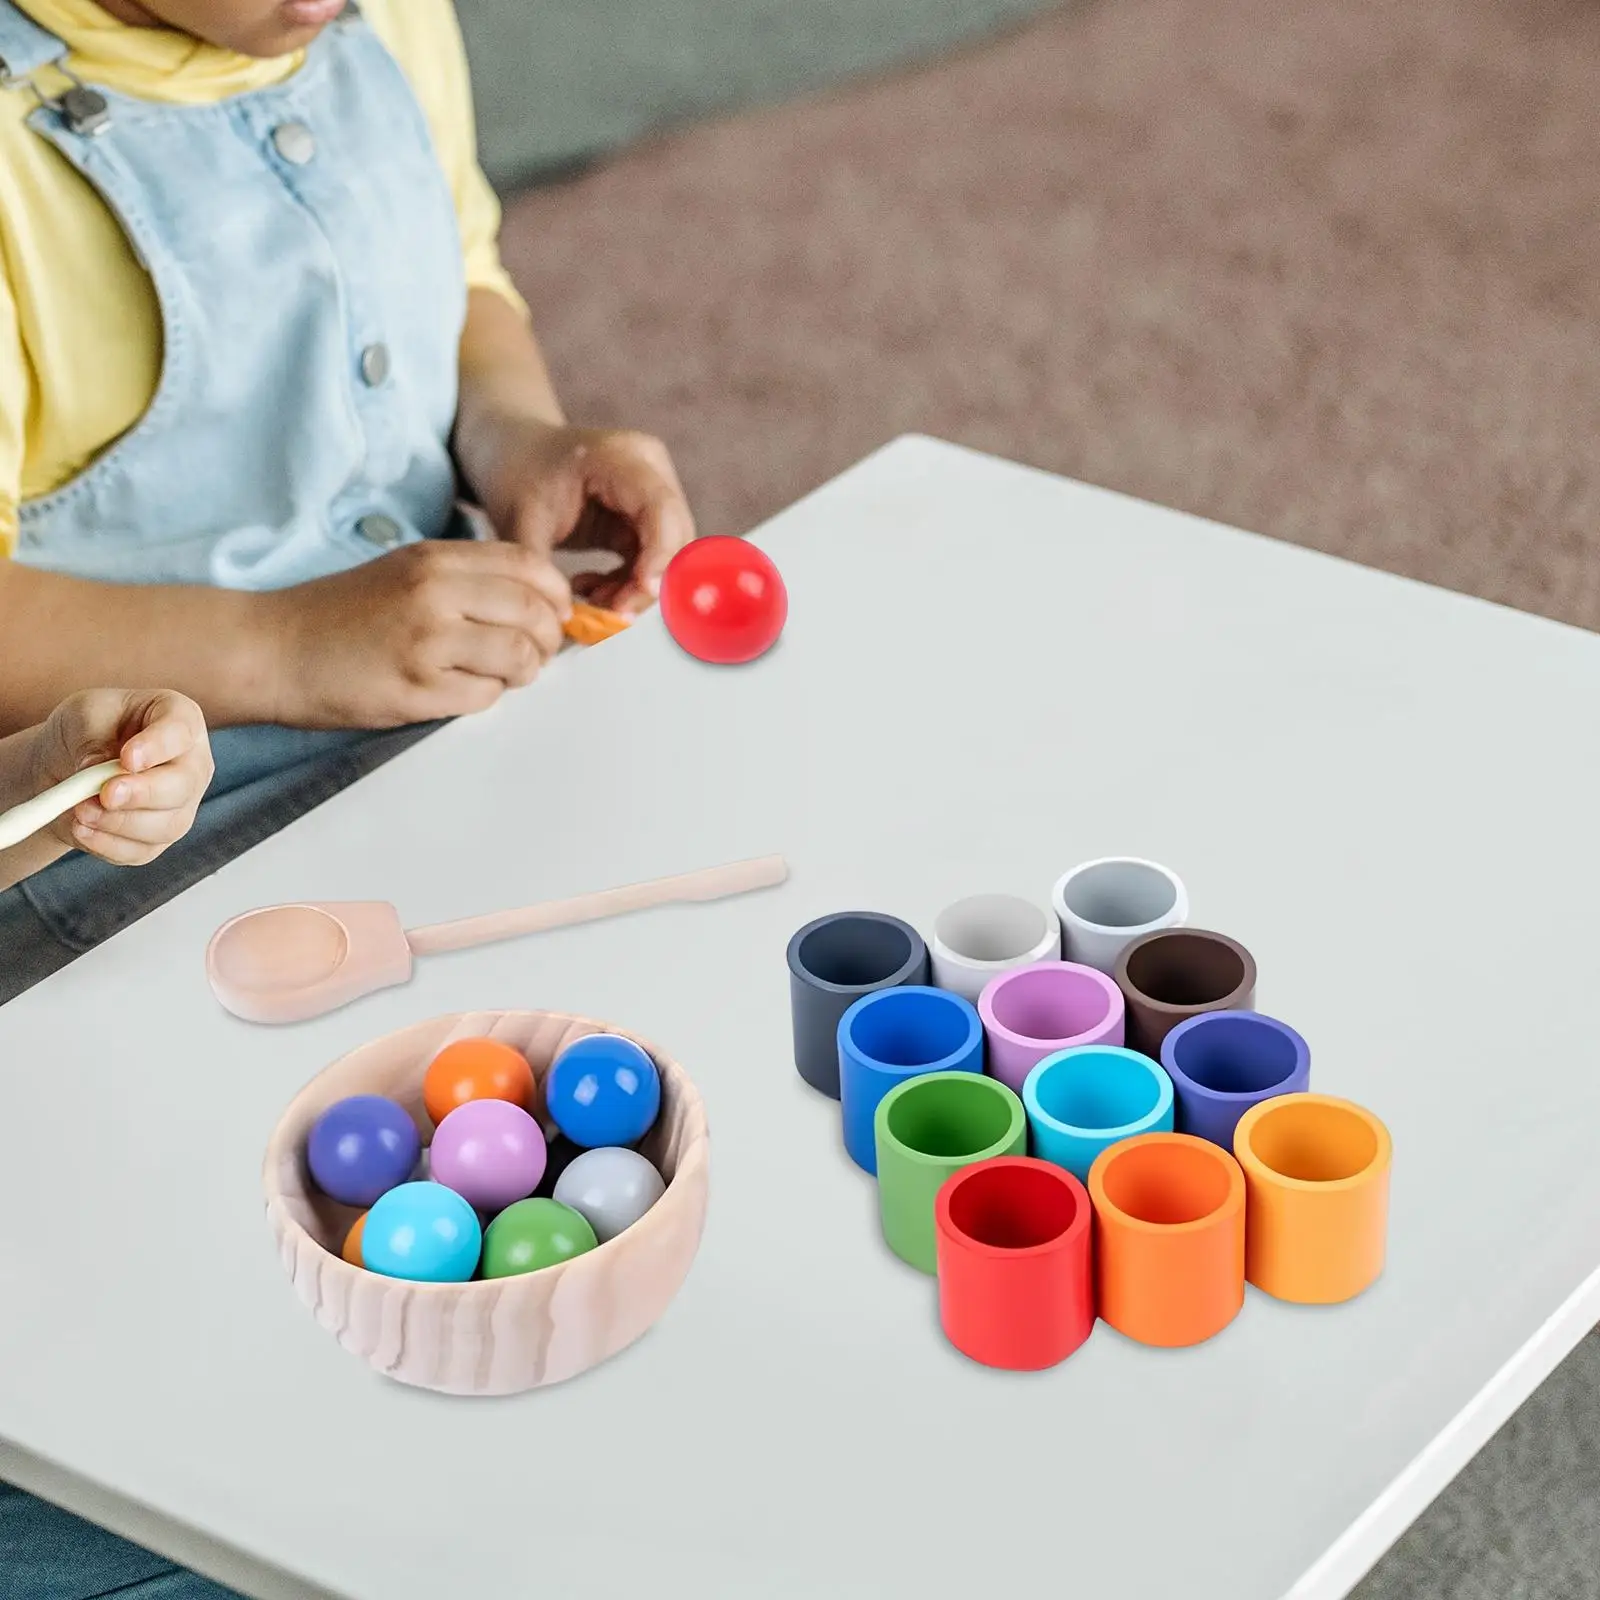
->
[368,0,529,320]
[0,266,23,560]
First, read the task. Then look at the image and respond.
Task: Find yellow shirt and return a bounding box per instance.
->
[0,0,523,556]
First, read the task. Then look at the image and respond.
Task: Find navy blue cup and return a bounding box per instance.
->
[787,912,929,1098]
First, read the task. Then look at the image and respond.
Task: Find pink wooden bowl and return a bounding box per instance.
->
[262,1009,710,1396]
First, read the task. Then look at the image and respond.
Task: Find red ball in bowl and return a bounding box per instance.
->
[658,536,787,664]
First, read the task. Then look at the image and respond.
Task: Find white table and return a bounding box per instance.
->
[3,436,1598,1600]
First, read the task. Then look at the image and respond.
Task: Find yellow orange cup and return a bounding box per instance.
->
[1232,1092,1391,1304]
[1087,1132,1245,1347]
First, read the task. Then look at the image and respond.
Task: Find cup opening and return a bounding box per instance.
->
[1060,860,1177,931]
[886,1074,1014,1159]
[848,990,972,1068]
[935,895,1050,964]
[1243,1099,1379,1183]
[947,1162,1079,1250]
[989,965,1112,1042]
[1033,1049,1162,1131]
[1098,1140,1233,1225]
[797,916,914,989]
[1169,1015,1296,1096]
[1123,932,1245,1007]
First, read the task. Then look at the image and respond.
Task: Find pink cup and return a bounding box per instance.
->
[977,961,1125,1093]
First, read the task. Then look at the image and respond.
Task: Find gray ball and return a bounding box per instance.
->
[552,1147,665,1243]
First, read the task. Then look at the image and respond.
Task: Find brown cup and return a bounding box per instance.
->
[1113,928,1257,1059]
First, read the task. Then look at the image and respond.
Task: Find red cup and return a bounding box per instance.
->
[934,1155,1094,1370]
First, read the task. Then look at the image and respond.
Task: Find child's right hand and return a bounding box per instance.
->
[270,541,572,729]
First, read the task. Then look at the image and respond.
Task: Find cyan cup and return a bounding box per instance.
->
[1022,1046,1175,1182]
[838,986,984,1174]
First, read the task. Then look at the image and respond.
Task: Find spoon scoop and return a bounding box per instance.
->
[206,853,788,1024]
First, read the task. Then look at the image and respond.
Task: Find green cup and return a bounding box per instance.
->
[874,1070,1027,1273]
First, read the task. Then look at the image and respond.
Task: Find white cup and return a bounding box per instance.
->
[1051,858,1188,975]
[929,894,1061,1003]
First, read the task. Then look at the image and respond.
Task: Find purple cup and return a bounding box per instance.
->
[977,961,1125,1093]
[1160,1010,1311,1150]
[429,1099,548,1214]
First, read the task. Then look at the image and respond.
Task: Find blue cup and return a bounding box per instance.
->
[838,986,984,1173]
[1021,1046,1174,1181]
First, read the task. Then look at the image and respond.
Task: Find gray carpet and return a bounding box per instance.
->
[455,0,1065,188]
[1357,1334,1600,1599]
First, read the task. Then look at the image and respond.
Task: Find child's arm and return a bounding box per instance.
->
[452,289,697,617]
[0,689,213,891]
[0,565,280,736]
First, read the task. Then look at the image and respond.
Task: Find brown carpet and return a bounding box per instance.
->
[501,0,1600,631]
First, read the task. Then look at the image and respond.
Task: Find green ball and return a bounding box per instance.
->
[481,1198,598,1279]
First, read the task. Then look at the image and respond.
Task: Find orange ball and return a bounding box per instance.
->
[342,1212,367,1267]
[423,1037,536,1129]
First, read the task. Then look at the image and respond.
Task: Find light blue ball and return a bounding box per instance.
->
[545,1034,662,1149]
[361,1181,481,1283]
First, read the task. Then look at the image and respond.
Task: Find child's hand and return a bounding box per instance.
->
[474,421,696,617]
[30,689,213,865]
[271,540,571,729]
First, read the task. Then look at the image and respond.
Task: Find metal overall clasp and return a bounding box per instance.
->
[0,53,111,136]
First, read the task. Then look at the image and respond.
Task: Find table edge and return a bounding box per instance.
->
[1283,1255,1600,1598]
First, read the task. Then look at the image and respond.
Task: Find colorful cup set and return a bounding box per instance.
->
[305,1033,668,1284]
[786,857,1393,1370]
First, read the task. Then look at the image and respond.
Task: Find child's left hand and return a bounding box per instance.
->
[30,689,214,865]
[474,421,697,617]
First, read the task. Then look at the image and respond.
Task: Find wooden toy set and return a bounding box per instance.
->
[787,857,1392,1370]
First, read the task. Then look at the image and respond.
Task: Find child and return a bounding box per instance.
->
[0,686,212,891]
[0,0,697,986]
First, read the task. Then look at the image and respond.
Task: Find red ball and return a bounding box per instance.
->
[658,536,787,664]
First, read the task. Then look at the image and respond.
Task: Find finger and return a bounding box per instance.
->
[430,671,507,718]
[437,620,547,689]
[586,447,696,614]
[72,804,193,847]
[455,574,566,661]
[120,698,203,774]
[92,758,208,814]
[450,537,574,621]
[70,820,167,867]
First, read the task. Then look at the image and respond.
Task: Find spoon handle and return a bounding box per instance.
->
[0,760,124,853]
[403,853,790,957]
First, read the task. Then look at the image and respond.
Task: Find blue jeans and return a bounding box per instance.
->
[0,1483,240,1599]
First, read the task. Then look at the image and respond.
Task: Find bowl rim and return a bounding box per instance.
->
[262,1007,709,1298]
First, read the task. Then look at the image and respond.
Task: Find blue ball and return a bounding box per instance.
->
[545,1034,662,1149]
[361,1182,482,1283]
[306,1094,420,1207]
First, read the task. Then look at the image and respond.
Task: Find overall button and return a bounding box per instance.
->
[357,514,403,549]
[359,343,391,387]
[272,122,316,165]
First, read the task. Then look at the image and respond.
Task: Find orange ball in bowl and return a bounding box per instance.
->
[423,1038,535,1128]
[342,1213,367,1267]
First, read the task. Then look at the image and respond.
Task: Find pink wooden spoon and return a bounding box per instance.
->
[206,854,789,1024]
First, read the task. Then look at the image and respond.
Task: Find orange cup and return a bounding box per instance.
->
[1232,1093,1391,1304]
[1087,1132,1245,1347]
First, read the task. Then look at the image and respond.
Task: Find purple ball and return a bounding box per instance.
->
[429,1099,547,1213]
[306,1095,420,1208]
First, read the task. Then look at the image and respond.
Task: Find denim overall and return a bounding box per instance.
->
[0,0,470,1007]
